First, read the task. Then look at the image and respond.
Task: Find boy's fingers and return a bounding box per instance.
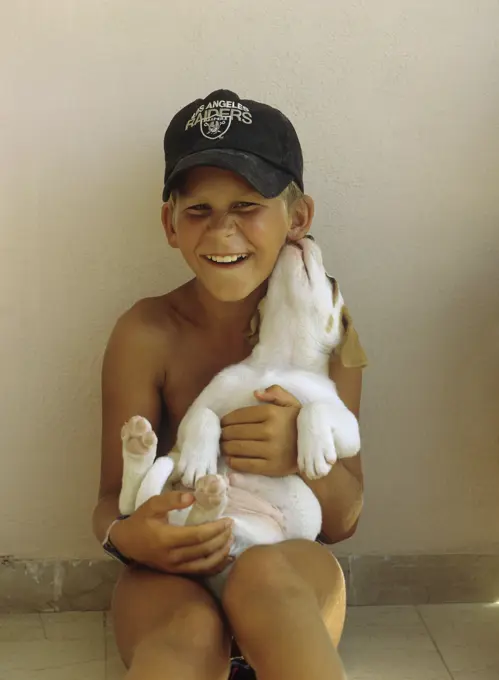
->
[226,456,268,475]
[178,541,234,575]
[254,385,301,408]
[146,492,194,516]
[221,405,269,427]
[221,424,272,442]
[169,528,233,566]
[222,440,267,457]
[163,518,233,548]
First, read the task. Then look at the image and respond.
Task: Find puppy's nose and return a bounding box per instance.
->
[304,234,315,242]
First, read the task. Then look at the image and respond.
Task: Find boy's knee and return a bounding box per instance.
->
[223,544,312,614]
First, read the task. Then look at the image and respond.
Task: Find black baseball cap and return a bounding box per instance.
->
[162,89,304,202]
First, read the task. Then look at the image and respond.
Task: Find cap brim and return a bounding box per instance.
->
[162,149,293,202]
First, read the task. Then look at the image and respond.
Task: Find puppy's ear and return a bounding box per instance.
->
[334,305,368,368]
[327,275,340,306]
[245,298,267,347]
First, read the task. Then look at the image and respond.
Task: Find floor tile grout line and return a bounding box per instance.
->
[103,610,109,670]
[1,656,104,675]
[415,605,454,680]
[30,657,105,673]
[38,612,48,640]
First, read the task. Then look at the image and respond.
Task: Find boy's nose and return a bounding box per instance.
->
[209,212,238,234]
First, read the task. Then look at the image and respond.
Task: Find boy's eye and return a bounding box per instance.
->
[186,204,210,214]
[233,202,258,210]
[184,201,259,215]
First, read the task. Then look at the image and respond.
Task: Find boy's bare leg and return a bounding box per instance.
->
[223,540,347,680]
[111,565,231,680]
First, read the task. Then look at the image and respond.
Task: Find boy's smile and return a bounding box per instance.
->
[202,253,251,267]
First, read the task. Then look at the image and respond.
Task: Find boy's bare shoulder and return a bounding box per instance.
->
[117,285,190,333]
[105,284,192,364]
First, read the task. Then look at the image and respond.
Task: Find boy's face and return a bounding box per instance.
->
[162,167,313,302]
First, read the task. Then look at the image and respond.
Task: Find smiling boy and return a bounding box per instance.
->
[93,89,367,680]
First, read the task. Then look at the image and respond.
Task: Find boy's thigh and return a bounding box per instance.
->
[226,540,346,646]
[111,565,229,667]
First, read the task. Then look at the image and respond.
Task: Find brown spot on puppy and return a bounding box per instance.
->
[327,275,339,305]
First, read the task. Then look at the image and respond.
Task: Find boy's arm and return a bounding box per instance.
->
[300,361,364,543]
[92,302,165,543]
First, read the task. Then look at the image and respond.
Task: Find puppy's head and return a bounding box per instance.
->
[266,236,344,354]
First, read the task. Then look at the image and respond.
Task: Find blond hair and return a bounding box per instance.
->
[279,181,304,209]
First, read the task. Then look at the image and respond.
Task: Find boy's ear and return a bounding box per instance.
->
[162,203,178,248]
[286,195,315,242]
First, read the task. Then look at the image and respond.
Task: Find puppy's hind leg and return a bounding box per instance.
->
[185,475,229,525]
[135,456,175,510]
[120,416,158,515]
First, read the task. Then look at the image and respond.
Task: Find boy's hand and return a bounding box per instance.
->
[110,492,234,575]
[220,385,301,477]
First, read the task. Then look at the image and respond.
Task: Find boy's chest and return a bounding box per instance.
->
[160,330,252,442]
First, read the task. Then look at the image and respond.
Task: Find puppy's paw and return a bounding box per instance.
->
[194,474,228,510]
[177,441,219,488]
[333,411,361,459]
[121,416,157,456]
[297,404,335,480]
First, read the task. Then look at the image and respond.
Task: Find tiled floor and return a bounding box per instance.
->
[0,604,498,679]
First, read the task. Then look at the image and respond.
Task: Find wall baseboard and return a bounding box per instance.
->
[1,553,498,613]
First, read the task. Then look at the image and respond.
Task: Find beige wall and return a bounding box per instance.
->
[1,1,498,560]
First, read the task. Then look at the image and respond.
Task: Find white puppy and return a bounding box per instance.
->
[118,236,361,578]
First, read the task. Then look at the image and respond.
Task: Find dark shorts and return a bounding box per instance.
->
[229,657,256,678]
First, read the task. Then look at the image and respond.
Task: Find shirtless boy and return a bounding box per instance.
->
[92,89,366,680]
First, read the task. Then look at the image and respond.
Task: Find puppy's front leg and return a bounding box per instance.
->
[297,399,360,480]
[176,407,221,488]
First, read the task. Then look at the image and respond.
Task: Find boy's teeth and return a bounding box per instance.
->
[206,254,248,263]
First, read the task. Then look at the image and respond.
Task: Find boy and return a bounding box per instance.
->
[92,89,367,680]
